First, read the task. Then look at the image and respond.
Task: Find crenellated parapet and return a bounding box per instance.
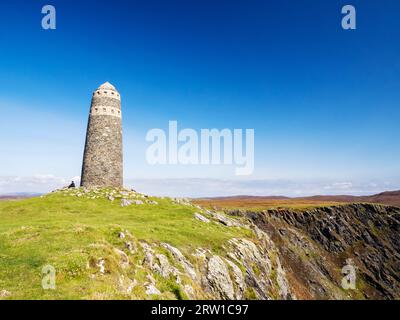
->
[92,89,121,101]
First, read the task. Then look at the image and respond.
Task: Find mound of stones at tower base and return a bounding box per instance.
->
[47,187,155,207]
[46,187,204,208]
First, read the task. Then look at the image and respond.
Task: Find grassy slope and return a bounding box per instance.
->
[0,192,250,299]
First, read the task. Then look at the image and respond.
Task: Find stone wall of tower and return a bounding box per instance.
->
[80,85,123,188]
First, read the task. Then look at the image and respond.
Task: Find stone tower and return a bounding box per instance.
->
[81,82,123,188]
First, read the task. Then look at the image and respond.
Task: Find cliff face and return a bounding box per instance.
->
[234,204,400,299]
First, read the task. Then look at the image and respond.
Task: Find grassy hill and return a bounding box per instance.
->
[2,188,397,300]
[0,188,253,299]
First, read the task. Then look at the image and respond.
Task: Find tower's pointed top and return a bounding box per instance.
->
[98,81,117,91]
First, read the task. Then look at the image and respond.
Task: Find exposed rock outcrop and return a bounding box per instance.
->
[194,213,210,223]
[204,255,235,299]
[81,203,400,300]
[238,203,400,299]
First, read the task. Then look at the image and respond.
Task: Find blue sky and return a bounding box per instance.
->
[0,0,400,196]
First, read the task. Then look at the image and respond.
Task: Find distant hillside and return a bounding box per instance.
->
[193,190,400,210]
[360,191,400,207]
[0,193,41,201]
[199,195,290,201]
[294,190,400,207]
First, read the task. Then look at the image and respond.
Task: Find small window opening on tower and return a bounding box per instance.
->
[103,108,106,112]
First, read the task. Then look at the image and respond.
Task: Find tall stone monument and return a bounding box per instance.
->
[81,82,123,188]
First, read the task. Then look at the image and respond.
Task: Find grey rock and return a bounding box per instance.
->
[194,213,210,223]
[225,259,245,299]
[155,254,174,278]
[140,243,155,268]
[192,248,210,260]
[0,290,11,298]
[161,243,197,280]
[126,279,138,294]
[97,259,105,274]
[120,199,132,207]
[183,284,195,299]
[210,212,240,227]
[275,256,291,299]
[227,238,272,299]
[118,232,125,239]
[145,284,161,295]
[205,256,235,300]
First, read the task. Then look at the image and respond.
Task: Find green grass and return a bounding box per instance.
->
[0,191,251,299]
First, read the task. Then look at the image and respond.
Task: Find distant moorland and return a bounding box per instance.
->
[193,190,400,210]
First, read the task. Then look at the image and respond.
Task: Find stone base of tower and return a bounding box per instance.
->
[81,115,123,188]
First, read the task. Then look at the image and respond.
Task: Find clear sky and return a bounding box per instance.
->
[0,0,399,196]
